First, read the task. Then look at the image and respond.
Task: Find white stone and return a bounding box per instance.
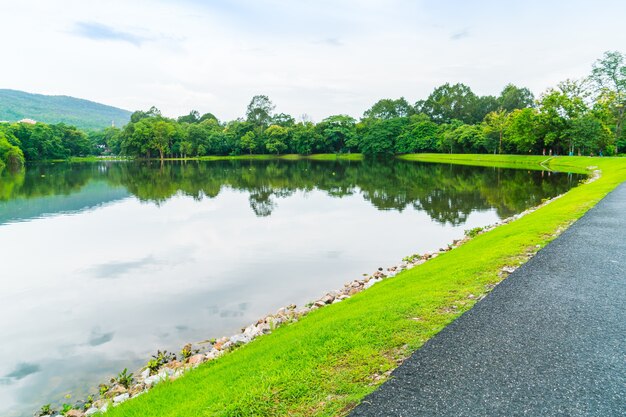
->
[364,278,381,289]
[113,393,130,404]
[144,372,167,387]
[140,368,150,380]
[85,407,99,416]
[230,333,251,344]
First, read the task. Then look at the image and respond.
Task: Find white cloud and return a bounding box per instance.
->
[1,0,625,122]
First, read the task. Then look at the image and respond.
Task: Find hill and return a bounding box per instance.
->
[0,89,132,131]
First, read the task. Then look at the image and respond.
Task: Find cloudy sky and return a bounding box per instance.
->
[2,0,626,121]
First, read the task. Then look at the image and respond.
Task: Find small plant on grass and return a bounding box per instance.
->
[464,226,484,238]
[402,253,421,263]
[84,395,94,410]
[99,383,109,396]
[38,404,55,416]
[60,403,73,415]
[180,343,198,361]
[146,350,175,374]
[111,368,134,389]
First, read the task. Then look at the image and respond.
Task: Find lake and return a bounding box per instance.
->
[0,159,583,416]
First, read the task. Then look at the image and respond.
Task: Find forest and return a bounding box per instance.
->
[1,51,624,171]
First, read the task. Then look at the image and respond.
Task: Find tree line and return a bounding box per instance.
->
[1,51,624,171]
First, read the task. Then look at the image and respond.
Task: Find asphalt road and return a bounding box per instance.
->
[350,182,626,417]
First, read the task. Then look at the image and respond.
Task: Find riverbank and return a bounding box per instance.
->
[79,155,626,416]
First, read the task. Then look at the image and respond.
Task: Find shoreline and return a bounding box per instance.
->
[34,164,597,416]
[32,155,624,417]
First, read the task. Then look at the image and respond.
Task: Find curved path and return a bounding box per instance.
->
[351,183,626,417]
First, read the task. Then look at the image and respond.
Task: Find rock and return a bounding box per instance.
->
[348,287,360,296]
[320,294,335,304]
[314,300,326,308]
[230,333,250,344]
[363,278,380,289]
[243,324,261,339]
[92,399,107,409]
[107,385,127,397]
[205,348,223,361]
[113,393,130,404]
[84,408,99,416]
[99,403,108,413]
[130,383,146,396]
[188,354,205,365]
[140,368,150,380]
[144,372,167,387]
[502,266,517,274]
[66,410,85,417]
[166,360,183,370]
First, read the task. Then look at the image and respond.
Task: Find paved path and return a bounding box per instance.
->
[351,183,626,417]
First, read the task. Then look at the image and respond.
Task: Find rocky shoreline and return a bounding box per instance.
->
[35,171,596,417]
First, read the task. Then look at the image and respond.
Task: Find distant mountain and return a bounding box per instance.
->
[0,89,132,131]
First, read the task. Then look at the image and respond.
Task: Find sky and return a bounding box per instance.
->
[2,0,626,122]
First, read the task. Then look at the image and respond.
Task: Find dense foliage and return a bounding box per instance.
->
[0,122,91,170]
[1,51,624,171]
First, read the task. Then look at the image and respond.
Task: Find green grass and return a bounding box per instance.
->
[106,154,626,417]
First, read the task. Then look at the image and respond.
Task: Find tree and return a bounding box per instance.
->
[264,125,288,155]
[246,95,275,126]
[150,120,176,161]
[395,115,438,153]
[482,110,510,154]
[363,98,413,120]
[317,115,356,153]
[506,108,540,153]
[271,113,296,127]
[591,51,626,152]
[358,118,408,156]
[199,112,219,123]
[566,115,612,155]
[177,110,200,124]
[537,88,588,154]
[240,131,257,155]
[417,83,479,124]
[291,122,320,155]
[0,131,24,170]
[130,106,161,123]
[498,84,535,111]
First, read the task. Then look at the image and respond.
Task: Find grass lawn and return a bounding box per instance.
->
[106,154,626,417]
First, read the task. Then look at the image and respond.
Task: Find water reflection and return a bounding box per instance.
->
[0,159,581,225]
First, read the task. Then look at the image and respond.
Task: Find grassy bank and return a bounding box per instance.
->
[107,155,626,417]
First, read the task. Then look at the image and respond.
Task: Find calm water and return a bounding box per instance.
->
[0,159,582,416]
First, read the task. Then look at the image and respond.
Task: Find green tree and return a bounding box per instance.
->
[264,125,288,155]
[150,120,176,161]
[417,83,479,124]
[177,110,201,124]
[246,95,275,127]
[591,51,626,152]
[498,84,535,111]
[240,131,257,154]
[363,98,413,120]
[0,131,25,170]
[482,110,510,154]
[317,115,356,153]
[506,108,540,153]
